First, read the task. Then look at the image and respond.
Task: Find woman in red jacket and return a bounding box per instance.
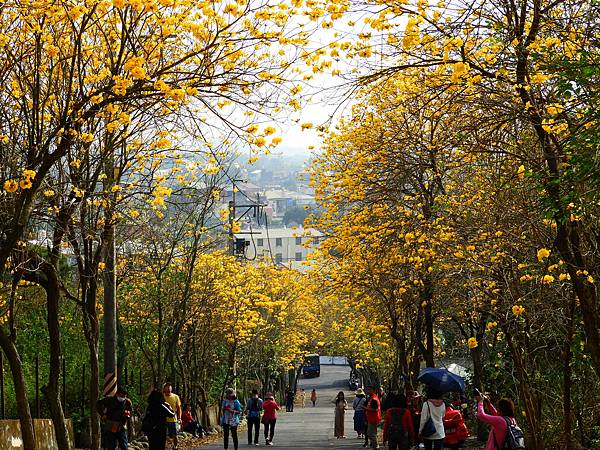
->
[443,404,469,449]
[382,393,415,450]
[261,392,280,446]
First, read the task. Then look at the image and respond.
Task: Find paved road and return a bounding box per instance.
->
[197,365,366,449]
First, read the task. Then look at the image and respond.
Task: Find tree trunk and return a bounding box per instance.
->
[417,280,435,368]
[0,327,36,450]
[469,344,483,391]
[517,81,600,379]
[422,281,435,367]
[563,294,576,449]
[508,9,600,378]
[87,328,100,450]
[506,334,544,450]
[84,285,101,450]
[157,293,163,385]
[45,274,70,450]
[470,344,486,441]
[390,326,411,391]
[89,344,100,450]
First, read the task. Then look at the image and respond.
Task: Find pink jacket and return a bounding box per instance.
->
[476,401,516,450]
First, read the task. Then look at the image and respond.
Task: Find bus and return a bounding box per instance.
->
[302,353,320,378]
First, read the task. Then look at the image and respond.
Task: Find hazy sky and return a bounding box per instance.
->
[262,11,378,158]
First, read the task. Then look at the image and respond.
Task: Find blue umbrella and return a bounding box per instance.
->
[417,367,465,393]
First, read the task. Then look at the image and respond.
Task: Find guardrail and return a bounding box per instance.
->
[319,356,348,365]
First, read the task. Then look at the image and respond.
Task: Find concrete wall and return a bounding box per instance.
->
[0,419,74,450]
[204,405,219,429]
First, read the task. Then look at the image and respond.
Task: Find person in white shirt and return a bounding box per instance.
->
[419,390,446,450]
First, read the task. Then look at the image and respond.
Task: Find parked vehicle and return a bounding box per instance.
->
[302,353,320,378]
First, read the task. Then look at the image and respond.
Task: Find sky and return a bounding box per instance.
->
[275,95,346,156]
[257,8,384,158]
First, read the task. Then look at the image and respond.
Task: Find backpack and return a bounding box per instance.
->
[494,417,525,450]
[141,410,155,435]
[248,398,261,418]
[388,408,410,448]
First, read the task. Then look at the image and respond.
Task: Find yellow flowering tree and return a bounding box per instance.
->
[339,0,600,382]
[0,0,335,447]
[119,247,322,411]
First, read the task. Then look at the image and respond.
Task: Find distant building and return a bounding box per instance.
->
[220,182,262,204]
[263,189,294,217]
[263,189,315,218]
[234,227,323,269]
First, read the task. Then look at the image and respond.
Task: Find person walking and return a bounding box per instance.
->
[142,389,175,450]
[475,393,524,450]
[163,383,182,450]
[334,391,348,439]
[311,388,317,407]
[382,393,415,450]
[353,388,367,439]
[362,392,371,447]
[262,392,280,446]
[419,390,446,450]
[97,386,132,450]
[443,403,469,450]
[300,389,306,408]
[285,388,295,412]
[245,389,263,446]
[222,388,242,450]
[364,386,382,450]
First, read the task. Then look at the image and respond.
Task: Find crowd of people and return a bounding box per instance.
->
[219,388,283,449]
[343,385,522,450]
[97,382,203,450]
[96,382,298,450]
[96,379,523,450]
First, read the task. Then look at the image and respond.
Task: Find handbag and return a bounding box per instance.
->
[421,403,437,437]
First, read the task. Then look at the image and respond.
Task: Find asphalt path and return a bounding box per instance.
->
[197,365,367,449]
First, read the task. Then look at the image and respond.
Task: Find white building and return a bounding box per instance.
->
[263,189,316,218]
[234,227,323,268]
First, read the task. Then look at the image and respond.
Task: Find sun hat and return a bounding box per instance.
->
[355,388,365,395]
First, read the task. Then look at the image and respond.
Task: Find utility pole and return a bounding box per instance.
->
[228,199,235,256]
[103,225,117,397]
[228,180,266,258]
[102,139,118,398]
[226,180,267,392]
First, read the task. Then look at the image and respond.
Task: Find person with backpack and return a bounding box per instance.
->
[364,386,382,450]
[222,388,242,450]
[475,393,525,450]
[443,403,469,449]
[245,389,263,446]
[97,386,132,450]
[142,389,176,450]
[418,389,446,450]
[382,393,415,450]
